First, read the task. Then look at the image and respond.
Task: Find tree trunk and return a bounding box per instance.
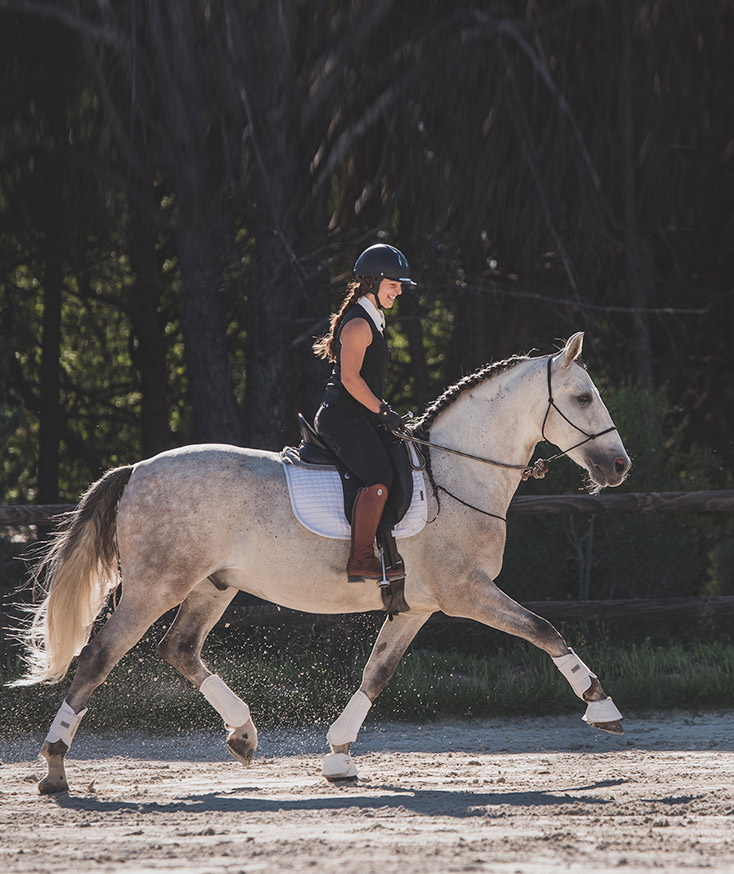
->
[397,285,430,412]
[619,0,655,391]
[37,66,65,503]
[128,168,171,457]
[245,227,295,450]
[142,3,241,446]
[241,3,300,450]
[38,228,63,503]
[177,226,241,445]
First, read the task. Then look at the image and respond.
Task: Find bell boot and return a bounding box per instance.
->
[346,484,403,583]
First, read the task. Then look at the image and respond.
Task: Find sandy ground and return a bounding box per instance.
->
[1,710,733,874]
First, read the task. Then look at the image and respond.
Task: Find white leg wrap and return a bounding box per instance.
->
[552,648,597,699]
[45,699,88,749]
[200,674,250,729]
[583,697,623,724]
[327,690,372,747]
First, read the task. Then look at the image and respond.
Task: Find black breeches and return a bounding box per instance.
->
[314,403,393,489]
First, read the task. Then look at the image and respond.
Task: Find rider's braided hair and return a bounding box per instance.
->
[313,279,364,362]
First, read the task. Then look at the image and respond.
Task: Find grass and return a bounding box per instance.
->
[1,625,733,735]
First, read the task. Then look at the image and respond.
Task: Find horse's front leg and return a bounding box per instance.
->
[444,569,623,735]
[323,610,432,781]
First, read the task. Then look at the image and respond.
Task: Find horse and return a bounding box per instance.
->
[13,332,631,793]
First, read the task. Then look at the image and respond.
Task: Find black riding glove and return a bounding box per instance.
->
[378,402,404,433]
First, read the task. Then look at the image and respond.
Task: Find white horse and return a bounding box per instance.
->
[14,332,630,794]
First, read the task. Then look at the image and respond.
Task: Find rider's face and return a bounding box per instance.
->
[376,279,402,308]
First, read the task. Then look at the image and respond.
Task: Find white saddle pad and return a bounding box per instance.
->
[281,446,428,540]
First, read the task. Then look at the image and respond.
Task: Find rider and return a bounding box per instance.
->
[313,243,416,583]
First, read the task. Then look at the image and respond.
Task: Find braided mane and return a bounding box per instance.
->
[410,354,531,441]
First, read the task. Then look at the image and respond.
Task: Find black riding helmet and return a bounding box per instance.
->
[354,244,417,302]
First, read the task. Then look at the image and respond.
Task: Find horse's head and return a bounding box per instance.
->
[541,333,631,489]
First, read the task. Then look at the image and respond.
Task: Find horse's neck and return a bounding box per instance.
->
[428,359,544,511]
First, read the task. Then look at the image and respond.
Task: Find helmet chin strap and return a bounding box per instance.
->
[360,276,384,309]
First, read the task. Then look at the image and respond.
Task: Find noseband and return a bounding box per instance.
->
[399,354,618,521]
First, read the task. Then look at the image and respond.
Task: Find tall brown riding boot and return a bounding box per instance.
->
[346,484,403,583]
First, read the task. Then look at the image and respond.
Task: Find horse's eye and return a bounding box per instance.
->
[577,393,592,406]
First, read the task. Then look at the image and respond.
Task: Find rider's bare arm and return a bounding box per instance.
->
[339,319,383,414]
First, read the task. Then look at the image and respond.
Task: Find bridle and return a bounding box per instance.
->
[398,355,618,522]
[538,355,618,462]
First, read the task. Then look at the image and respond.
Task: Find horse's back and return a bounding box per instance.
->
[114,442,384,613]
[116,444,293,579]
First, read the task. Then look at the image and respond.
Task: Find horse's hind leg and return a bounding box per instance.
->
[157,577,258,766]
[323,611,432,781]
[40,593,174,794]
[445,569,623,735]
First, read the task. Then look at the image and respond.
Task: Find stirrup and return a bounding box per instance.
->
[377,544,405,589]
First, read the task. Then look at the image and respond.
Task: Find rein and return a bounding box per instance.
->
[398,355,618,522]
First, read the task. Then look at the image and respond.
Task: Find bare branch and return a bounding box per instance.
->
[499,41,587,311]
[301,0,396,130]
[309,69,417,204]
[456,275,721,316]
[0,0,130,51]
[465,8,616,228]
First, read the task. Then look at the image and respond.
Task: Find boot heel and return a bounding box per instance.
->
[347,573,365,583]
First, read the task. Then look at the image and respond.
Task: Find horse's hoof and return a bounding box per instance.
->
[38,775,69,795]
[588,719,624,736]
[322,752,358,782]
[225,721,258,767]
[582,696,623,732]
[226,736,256,767]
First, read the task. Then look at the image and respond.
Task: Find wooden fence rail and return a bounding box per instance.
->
[3,597,734,637]
[2,490,733,528]
[218,597,734,628]
[2,492,732,636]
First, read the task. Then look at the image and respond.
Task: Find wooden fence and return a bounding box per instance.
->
[217,596,734,628]
[2,490,733,528]
[3,596,734,638]
[2,491,733,631]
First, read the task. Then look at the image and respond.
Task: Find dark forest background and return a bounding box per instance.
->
[1,0,732,511]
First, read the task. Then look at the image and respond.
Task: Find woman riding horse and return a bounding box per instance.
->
[313,243,415,583]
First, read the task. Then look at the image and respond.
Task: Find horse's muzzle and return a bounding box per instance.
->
[589,452,631,488]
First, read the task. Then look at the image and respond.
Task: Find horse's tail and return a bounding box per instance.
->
[11,465,134,686]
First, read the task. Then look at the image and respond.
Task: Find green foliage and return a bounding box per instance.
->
[600,382,725,492]
[2,627,733,734]
[0,3,731,637]
[500,382,732,602]
[1,0,731,502]
[0,338,25,500]
[702,526,734,597]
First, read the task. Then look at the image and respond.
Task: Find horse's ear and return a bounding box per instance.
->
[562,332,584,367]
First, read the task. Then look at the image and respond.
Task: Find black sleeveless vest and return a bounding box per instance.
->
[326,305,389,413]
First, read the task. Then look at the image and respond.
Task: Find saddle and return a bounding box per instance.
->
[296,413,415,530]
[288,413,423,616]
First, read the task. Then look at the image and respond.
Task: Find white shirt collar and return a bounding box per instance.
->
[357,295,385,333]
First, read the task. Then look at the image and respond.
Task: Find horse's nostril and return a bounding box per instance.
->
[614,457,629,474]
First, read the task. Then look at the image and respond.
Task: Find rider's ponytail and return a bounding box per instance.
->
[313,279,363,362]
